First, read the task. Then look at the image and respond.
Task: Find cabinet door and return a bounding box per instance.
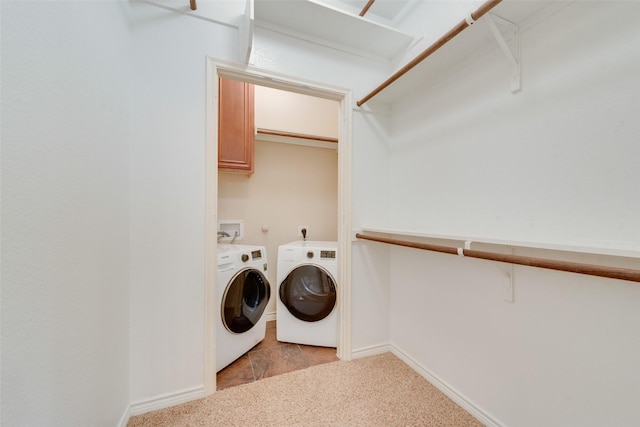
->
[218,78,255,173]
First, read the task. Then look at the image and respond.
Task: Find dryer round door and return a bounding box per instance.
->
[279,264,336,322]
[222,268,271,334]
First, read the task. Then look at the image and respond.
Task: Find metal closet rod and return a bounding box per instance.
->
[357,0,503,107]
[355,233,640,283]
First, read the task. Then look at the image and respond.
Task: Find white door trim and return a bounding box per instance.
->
[205,57,353,395]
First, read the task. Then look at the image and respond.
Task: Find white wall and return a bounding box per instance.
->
[1,1,131,425]
[254,85,339,138]
[383,2,640,425]
[128,1,240,404]
[350,106,393,356]
[218,140,338,316]
[391,0,475,70]
[390,245,640,426]
[350,241,390,355]
[390,2,640,247]
[128,4,393,406]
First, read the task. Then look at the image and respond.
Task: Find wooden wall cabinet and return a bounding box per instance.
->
[218,78,255,174]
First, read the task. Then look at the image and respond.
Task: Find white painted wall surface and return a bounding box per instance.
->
[390,246,640,426]
[129,8,392,406]
[351,107,391,228]
[350,241,390,356]
[128,1,239,404]
[1,1,131,425]
[390,1,640,247]
[254,85,339,138]
[348,106,393,356]
[218,140,338,316]
[391,0,475,70]
[384,2,640,425]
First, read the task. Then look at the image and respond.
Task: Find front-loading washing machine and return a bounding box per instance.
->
[217,244,270,372]
[276,241,338,347]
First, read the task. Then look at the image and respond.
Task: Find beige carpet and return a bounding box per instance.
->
[128,352,482,426]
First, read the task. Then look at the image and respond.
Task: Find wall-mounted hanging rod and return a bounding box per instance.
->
[256,128,338,143]
[355,233,640,283]
[357,0,502,106]
[359,0,375,17]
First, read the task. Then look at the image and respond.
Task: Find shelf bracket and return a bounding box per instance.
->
[501,250,515,303]
[485,13,520,93]
[462,240,514,302]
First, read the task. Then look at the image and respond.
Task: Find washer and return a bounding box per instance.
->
[276,241,338,347]
[217,244,271,372]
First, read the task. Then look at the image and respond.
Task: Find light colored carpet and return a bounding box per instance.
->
[128,352,482,426]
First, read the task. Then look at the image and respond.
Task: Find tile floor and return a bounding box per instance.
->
[216,320,339,390]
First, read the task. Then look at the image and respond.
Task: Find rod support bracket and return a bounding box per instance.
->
[485,13,520,93]
[465,13,476,26]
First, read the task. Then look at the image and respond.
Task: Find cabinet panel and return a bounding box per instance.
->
[218,78,254,173]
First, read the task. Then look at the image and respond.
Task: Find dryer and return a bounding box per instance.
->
[276,241,338,347]
[217,244,271,372]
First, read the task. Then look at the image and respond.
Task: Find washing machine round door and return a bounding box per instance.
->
[279,265,336,322]
[222,268,271,334]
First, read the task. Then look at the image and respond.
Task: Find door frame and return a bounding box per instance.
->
[204,57,353,394]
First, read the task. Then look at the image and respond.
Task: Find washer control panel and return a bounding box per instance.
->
[321,250,336,259]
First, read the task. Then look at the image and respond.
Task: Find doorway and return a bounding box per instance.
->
[204,58,353,394]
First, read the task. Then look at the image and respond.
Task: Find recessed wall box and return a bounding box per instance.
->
[218,220,244,241]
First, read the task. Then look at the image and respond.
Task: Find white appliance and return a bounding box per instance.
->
[276,241,338,347]
[217,244,271,372]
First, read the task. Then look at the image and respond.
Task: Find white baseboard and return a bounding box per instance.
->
[351,343,391,359]
[129,386,206,417]
[389,346,503,427]
[265,310,276,322]
[117,405,130,427]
